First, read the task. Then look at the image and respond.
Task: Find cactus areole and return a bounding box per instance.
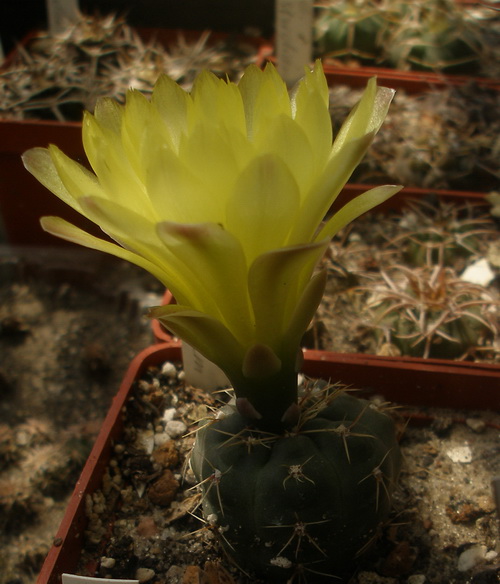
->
[191,389,402,581]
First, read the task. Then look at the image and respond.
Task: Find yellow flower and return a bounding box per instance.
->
[23,62,401,427]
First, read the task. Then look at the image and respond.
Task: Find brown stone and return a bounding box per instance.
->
[152,440,179,468]
[381,541,418,577]
[182,565,201,584]
[202,561,236,584]
[136,516,159,537]
[147,469,179,506]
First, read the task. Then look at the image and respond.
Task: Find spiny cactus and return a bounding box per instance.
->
[364,264,498,359]
[313,0,493,75]
[313,0,393,64]
[382,0,488,73]
[385,199,498,269]
[191,382,402,582]
[0,12,258,121]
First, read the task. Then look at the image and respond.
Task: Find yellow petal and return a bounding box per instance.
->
[332,78,395,155]
[290,133,375,244]
[248,240,329,349]
[40,216,172,286]
[93,97,123,134]
[283,269,327,355]
[292,81,332,173]
[238,63,291,140]
[226,154,301,263]
[48,144,104,201]
[82,112,152,217]
[253,114,315,197]
[151,74,192,152]
[145,144,222,224]
[156,222,253,341]
[316,185,403,241]
[22,148,81,212]
[148,304,245,380]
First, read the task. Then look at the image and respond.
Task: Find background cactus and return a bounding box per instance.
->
[0,12,258,121]
[364,264,497,359]
[191,385,401,582]
[383,0,487,73]
[313,0,392,64]
[313,0,495,75]
[385,200,498,269]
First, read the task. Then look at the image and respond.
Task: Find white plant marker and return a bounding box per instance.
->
[46,0,80,34]
[275,0,314,87]
[62,575,138,584]
[181,342,230,393]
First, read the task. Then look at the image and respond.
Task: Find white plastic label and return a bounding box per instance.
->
[181,343,230,392]
[275,0,313,87]
[46,0,80,34]
[62,576,138,584]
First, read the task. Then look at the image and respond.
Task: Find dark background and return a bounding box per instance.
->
[0,0,275,56]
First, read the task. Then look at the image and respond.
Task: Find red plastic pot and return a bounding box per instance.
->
[258,42,500,94]
[36,341,499,583]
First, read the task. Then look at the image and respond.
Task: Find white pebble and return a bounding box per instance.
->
[100,556,115,569]
[446,445,472,464]
[154,431,171,447]
[136,567,155,583]
[460,258,495,286]
[457,545,487,571]
[165,420,187,438]
[162,407,177,423]
[161,361,177,378]
[466,418,486,433]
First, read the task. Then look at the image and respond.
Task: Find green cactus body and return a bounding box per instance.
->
[384,303,491,359]
[314,2,389,63]
[383,1,484,73]
[367,265,496,360]
[191,390,401,582]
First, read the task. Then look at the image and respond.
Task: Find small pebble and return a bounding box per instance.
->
[154,431,171,448]
[161,361,177,378]
[100,556,115,569]
[136,567,155,583]
[136,516,158,537]
[147,469,180,506]
[165,420,187,438]
[466,418,486,433]
[460,258,495,286]
[446,445,472,464]
[457,545,487,572]
[162,407,177,423]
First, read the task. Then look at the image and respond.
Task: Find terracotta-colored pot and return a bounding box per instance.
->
[36,341,499,583]
[258,43,500,94]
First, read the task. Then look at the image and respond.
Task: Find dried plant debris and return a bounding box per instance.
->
[0,12,260,121]
[329,83,500,191]
[313,0,500,76]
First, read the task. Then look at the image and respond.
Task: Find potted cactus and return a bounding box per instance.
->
[313,0,498,77]
[24,60,407,581]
